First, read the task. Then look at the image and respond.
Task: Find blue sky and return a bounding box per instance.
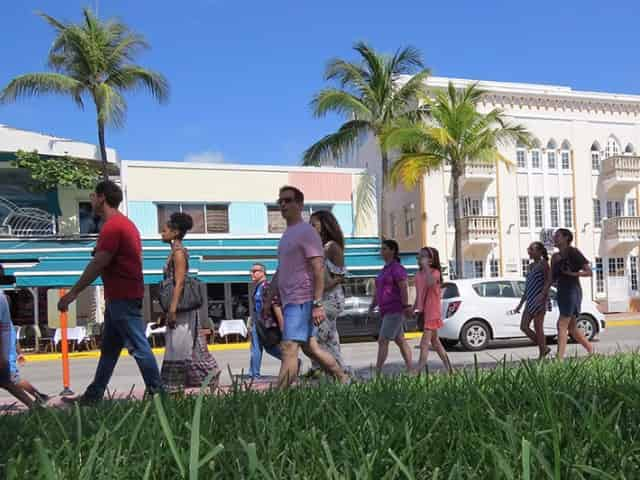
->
[1,1,639,165]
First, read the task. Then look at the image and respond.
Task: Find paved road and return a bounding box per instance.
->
[2,324,638,403]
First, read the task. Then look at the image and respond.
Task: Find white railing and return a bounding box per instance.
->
[603,216,640,241]
[602,156,640,182]
[460,216,498,242]
[463,162,495,178]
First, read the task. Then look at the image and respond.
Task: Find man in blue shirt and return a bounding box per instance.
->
[248,263,282,379]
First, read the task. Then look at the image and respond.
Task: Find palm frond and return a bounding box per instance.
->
[0,73,83,105]
[353,173,377,234]
[302,120,370,166]
[389,153,441,189]
[94,83,127,128]
[389,45,424,75]
[107,66,169,103]
[311,89,372,120]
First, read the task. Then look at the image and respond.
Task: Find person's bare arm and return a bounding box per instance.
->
[310,256,325,325]
[58,251,113,311]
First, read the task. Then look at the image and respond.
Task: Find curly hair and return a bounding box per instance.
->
[167,212,193,239]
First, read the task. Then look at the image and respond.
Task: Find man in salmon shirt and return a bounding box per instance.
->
[58,181,163,404]
[275,185,349,387]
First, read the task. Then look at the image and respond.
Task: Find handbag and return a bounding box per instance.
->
[158,250,203,313]
[256,319,282,348]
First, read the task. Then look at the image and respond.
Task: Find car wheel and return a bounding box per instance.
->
[460,320,491,351]
[440,338,458,350]
[574,315,597,341]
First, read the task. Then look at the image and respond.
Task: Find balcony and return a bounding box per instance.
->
[459,162,495,188]
[603,216,640,249]
[460,216,498,246]
[602,156,640,193]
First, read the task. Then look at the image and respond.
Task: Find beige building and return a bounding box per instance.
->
[333,76,640,312]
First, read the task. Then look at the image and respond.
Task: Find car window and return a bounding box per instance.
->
[514,281,525,296]
[441,283,460,299]
[473,281,519,298]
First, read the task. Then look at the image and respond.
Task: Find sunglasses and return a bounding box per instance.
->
[277,197,295,206]
[250,269,264,274]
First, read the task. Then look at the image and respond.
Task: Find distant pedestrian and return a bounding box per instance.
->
[549,228,593,359]
[305,210,347,378]
[370,240,413,373]
[248,263,282,379]
[412,247,453,374]
[512,242,552,359]
[58,181,163,404]
[159,212,220,393]
[275,186,349,387]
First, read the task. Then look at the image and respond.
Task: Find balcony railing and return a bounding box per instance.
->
[603,216,640,243]
[462,162,495,179]
[460,216,498,244]
[602,156,640,191]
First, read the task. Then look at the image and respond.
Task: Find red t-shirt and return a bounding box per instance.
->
[95,213,144,300]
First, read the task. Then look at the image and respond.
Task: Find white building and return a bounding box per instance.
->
[333,77,640,313]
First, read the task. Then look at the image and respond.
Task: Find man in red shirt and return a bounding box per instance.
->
[58,181,162,403]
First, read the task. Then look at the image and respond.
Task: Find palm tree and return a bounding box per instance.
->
[0,8,169,180]
[303,42,430,235]
[386,82,531,278]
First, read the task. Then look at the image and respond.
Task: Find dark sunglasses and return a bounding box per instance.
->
[277,197,295,206]
[250,269,264,274]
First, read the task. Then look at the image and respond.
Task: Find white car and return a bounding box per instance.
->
[439,278,606,351]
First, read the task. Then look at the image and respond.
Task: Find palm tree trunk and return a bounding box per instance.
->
[379,149,389,239]
[452,167,463,279]
[97,118,108,181]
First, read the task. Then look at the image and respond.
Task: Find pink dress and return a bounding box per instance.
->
[415,270,443,330]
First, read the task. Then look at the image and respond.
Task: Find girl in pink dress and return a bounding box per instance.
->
[413,247,453,374]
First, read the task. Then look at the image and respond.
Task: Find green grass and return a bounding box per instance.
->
[2,355,640,479]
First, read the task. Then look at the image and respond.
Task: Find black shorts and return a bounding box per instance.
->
[557,287,582,317]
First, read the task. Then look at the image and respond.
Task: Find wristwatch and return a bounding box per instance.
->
[313,300,324,308]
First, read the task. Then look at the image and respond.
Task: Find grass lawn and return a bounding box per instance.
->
[2,355,640,479]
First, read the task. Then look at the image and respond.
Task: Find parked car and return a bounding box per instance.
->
[336,296,419,340]
[439,278,606,351]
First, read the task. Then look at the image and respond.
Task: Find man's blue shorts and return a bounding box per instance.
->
[282,302,317,343]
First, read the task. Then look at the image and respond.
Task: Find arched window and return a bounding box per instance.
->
[605,136,620,159]
[530,138,541,169]
[591,141,601,171]
[560,140,571,169]
[546,139,557,169]
[625,143,635,155]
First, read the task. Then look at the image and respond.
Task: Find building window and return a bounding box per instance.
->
[609,257,625,280]
[531,150,541,169]
[486,197,497,217]
[156,203,229,234]
[446,198,455,227]
[267,206,287,233]
[521,259,530,278]
[389,213,397,238]
[595,258,604,293]
[606,201,622,219]
[561,151,570,170]
[404,203,416,238]
[628,199,637,217]
[519,197,529,228]
[534,197,544,228]
[463,197,481,217]
[549,197,559,228]
[78,201,100,234]
[490,259,499,278]
[205,205,229,233]
[474,260,484,278]
[301,204,333,222]
[516,150,526,169]
[591,151,600,171]
[631,256,638,291]
[605,137,620,159]
[593,199,602,227]
[563,198,573,228]
[547,151,557,169]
